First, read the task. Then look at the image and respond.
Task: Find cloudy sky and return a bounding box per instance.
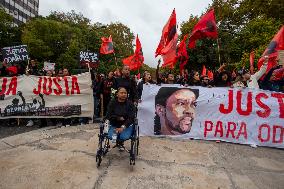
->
[39,0,212,68]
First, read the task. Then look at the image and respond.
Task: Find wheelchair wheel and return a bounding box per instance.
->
[96,154,102,167]
[96,123,108,167]
[102,137,110,156]
[130,124,139,166]
[130,139,137,166]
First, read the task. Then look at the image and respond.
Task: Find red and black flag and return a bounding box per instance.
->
[100,35,114,54]
[161,33,179,68]
[155,9,177,57]
[123,35,144,71]
[258,25,284,72]
[177,34,189,71]
[207,70,214,80]
[188,9,218,48]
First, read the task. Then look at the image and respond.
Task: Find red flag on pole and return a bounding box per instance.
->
[178,34,189,71]
[207,70,214,80]
[123,35,144,71]
[258,26,284,72]
[136,73,141,79]
[188,9,218,48]
[201,65,207,76]
[155,9,177,57]
[100,35,114,54]
[161,33,178,68]
[249,51,255,74]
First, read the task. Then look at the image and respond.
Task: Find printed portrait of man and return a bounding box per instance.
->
[154,87,199,135]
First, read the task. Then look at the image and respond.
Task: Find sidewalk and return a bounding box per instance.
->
[0,124,283,189]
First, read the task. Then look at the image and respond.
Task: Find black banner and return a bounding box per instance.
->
[79,51,99,68]
[2,45,29,63]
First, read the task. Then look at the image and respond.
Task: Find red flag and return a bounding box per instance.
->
[272,67,284,80]
[201,65,207,76]
[123,35,144,70]
[136,73,141,79]
[249,51,255,74]
[155,9,177,57]
[258,26,284,72]
[207,70,214,80]
[161,33,178,68]
[178,34,189,70]
[188,9,218,48]
[100,35,114,54]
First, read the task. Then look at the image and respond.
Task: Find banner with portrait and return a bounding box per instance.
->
[138,84,284,149]
[0,72,94,118]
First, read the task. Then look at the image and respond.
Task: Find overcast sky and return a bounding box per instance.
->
[39,0,212,68]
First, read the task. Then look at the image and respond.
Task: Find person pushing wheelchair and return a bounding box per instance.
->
[104,87,136,150]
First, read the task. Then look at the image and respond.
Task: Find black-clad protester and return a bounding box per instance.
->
[115,65,138,104]
[99,71,116,116]
[137,71,155,100]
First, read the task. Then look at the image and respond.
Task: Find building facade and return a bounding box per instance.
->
[0,0,39,25]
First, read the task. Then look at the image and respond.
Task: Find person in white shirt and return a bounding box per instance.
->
[242,56,268,89]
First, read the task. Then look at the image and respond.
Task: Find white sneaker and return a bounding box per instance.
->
[26,120,34,127]
[65,124,71,127]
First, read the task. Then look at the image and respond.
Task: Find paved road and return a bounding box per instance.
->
[0,124,283,189]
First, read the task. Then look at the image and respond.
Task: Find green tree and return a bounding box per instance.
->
[178,0,283,73]
[21,11,135,73]
[0,8,22,49]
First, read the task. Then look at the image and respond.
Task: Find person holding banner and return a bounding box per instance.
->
[214,64,232,87]
[242,56,268,89]
[154,87,199,135]
[137,71,155,100]
[0,60,8,76]
[260,53,283,92]
[27,59,39,76]
[99,71,116,116]
[115,65,138,103]
[188,71,201,86]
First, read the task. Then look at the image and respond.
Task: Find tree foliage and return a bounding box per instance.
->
[21,10,135,73]
[0,8,22,49]
[179,0,283,72]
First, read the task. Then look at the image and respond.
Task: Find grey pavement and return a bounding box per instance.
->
[0,124,283,189]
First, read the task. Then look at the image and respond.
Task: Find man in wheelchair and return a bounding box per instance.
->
[96,87,139,167]
[104,87,136,150]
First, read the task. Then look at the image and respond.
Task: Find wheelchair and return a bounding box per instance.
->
[95,118,139,168]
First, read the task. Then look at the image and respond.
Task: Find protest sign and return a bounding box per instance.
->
[2,45,29,63]
[43,62,55,71]
[79,51,99,68]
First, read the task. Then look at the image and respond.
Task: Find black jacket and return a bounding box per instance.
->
[115,76,138,102]
[105,98,135,128]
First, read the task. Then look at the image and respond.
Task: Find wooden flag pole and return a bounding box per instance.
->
[217,38,221,66]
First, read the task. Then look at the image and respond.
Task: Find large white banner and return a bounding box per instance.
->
[138,84,284,148]
[0,72,94,118]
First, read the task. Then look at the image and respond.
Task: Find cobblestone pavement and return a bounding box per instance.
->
[0,124,283,189]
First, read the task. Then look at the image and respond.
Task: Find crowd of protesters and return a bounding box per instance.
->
[0,54,283,128]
